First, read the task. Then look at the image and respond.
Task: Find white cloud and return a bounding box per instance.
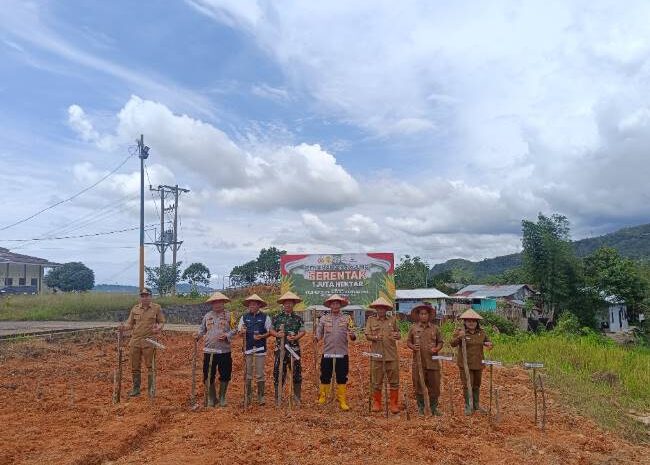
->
[70,96,361,212]
[251,83,290,101]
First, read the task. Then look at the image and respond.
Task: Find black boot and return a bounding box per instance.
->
[218,381,229,407]
[129,373,141,397]
[429,398,442,416]
[257,381,266,405]
[473,388,486,414]
[416,395,425,416]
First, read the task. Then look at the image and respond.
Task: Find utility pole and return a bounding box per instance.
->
[146,184,190,295]
[137,135,150,293]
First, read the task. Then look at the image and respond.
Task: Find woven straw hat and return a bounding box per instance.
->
[243,293,268,308]
[277,291,302,304]
[459,309,483,320]
[410,302,435,321]
[368,297,393,310]
[323,294,349,308]
[205,291,231,304]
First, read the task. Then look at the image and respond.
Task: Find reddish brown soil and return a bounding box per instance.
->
[0,332,648,465]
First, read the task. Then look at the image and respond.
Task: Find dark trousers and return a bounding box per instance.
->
[274,347,302,385]
[459,367,482,389]
[320,355,349,384]
[202,352,232,384]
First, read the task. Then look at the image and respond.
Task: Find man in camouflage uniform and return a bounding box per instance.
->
[120,288,165,398]
[270,291,306,406]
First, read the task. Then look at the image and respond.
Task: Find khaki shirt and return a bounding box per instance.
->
[450,328,490,370]
[126,302,165,348]
[317,312,355,357]
[365,315,399,362]
[407,323,444,370]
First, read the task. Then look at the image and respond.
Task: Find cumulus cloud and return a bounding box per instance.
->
[69,96,361,212]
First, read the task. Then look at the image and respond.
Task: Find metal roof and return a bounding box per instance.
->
[0,248,61,267]
[396,288,449,300]
[454,284,531,298]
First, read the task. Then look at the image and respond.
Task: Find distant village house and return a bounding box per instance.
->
[0,248,60,295]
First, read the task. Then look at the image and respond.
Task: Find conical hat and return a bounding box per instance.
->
[243,293,268,308]
[323,294,349,308]
[277,291,302,304]
[368,297,393,310]
[459,309,483,320]
[205,291,231,304]
[410,302,435,321]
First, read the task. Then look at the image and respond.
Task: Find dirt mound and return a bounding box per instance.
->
[0,332,648,465]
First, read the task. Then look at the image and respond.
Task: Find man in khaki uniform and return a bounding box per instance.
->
[315,294,357,411]
[120,288,165,397]
[365,297,401,414]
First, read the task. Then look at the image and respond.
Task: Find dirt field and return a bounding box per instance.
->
[0,331,648,465]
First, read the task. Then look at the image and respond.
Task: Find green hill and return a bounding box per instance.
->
[430,223,650,280]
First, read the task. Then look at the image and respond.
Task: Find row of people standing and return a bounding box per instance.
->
[122,288,493,416]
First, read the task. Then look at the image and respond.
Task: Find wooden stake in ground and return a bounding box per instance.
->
[432,354,454,416]
[190,339,198,408]
[380,338,389,418]
[482,359,502,423]
[414,333,431,416]
[277,324,286,407]
[460,333,474,412]
[145,338,166,399]
[204,353,214,407]
[537,373,547,431]
[242,334,249,409]
[112,329,123,404]
[524,362,545,428]
[312,308,320,395]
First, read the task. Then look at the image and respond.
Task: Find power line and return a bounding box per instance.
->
[0,152,134,232]
[0,224,156,242]
[144,161,160,219]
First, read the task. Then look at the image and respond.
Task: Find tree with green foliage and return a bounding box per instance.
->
[584,247,647,321]
[44,262,95,292]
[145,263,182,296]
[395,255,429,289]
[182,262,211,294]
[522,214,582,318]
[230,260,258,287]
[255,247,286,283]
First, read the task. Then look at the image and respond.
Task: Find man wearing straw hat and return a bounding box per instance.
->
[237,293,272,405]
[270,291,306,405]
[195,292,237,407]
[120,287,165,398]
[365,297,401,414]
[450,309,493,415]
[315,294,357,411]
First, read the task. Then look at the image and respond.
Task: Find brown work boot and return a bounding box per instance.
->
[371,390,382,412]
[389,388,400,414]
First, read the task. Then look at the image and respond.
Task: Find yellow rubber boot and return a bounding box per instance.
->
[317,384,330,405]
[336,385,350,411]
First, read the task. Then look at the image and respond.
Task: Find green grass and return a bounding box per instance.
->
[0,293,206,321]
[435,320,650,441]
[491,331,650,441]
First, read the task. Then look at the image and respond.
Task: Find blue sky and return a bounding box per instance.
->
[2,0,650,285]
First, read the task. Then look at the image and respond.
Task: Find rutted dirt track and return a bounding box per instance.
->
[0,332,648,465]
